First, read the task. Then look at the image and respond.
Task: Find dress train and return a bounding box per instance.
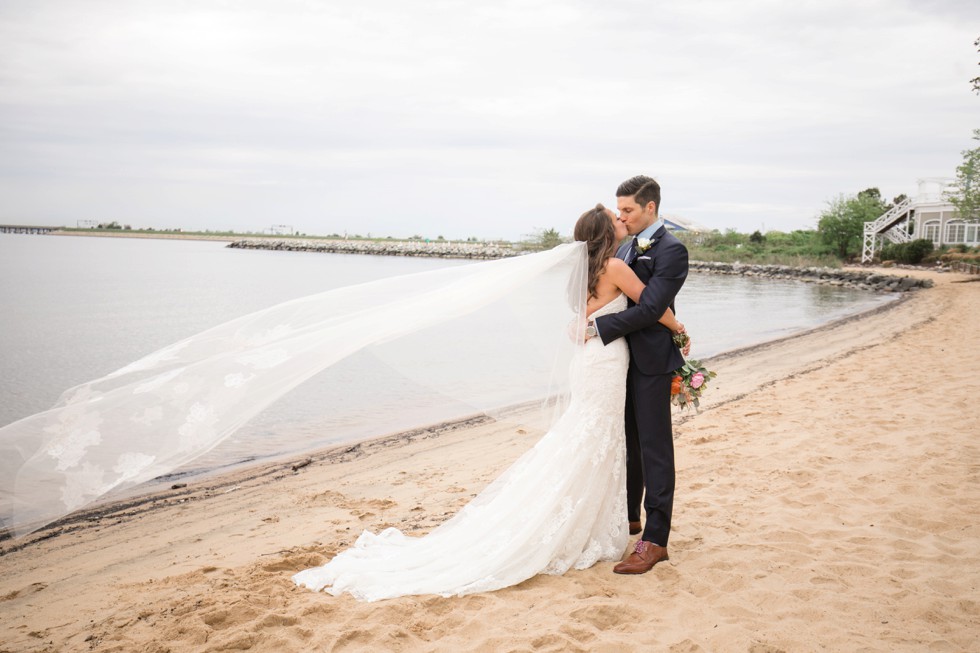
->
[292,294,630,601]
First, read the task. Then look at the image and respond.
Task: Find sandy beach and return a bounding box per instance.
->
[1,268,977,653]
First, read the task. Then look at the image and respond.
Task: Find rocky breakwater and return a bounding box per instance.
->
[690,261,934,292]
[227,239,519,260]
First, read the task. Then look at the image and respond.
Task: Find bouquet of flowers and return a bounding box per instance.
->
[670,359,717,411]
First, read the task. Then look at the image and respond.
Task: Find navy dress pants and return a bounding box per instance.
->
[624,366,675,546]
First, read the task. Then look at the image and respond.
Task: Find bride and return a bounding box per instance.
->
[292,204,687,601]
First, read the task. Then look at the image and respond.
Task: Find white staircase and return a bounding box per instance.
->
[861,197,914,263]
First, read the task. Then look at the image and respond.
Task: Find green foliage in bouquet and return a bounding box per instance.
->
[670,360,718,411]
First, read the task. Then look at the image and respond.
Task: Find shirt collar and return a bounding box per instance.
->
[636,217,664,242]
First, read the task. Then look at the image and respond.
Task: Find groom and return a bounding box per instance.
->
[587,175,688,574]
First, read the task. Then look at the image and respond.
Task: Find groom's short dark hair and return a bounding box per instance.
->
[617,175,661,214]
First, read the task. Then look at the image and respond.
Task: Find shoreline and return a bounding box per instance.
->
[0,285,910,550]
[1,269,976,652]
[47,229,239,242]
[0,413,497,555]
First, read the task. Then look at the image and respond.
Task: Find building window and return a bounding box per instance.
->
[923,220,941,244]
[967,223,979,244]
[946,221,966,244]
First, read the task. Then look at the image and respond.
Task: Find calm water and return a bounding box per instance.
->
[0,234,894,473]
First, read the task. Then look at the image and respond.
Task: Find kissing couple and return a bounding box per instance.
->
[294,174,691,601]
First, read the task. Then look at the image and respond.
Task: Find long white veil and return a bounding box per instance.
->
[0,243,588,539]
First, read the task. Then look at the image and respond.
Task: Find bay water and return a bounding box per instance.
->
[0,234,895,477]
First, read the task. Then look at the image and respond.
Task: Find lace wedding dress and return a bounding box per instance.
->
[293,294,630,601]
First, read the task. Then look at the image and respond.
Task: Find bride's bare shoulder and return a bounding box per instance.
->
[603,257,630,277]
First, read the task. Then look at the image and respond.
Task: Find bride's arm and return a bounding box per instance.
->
[605,258,683,333]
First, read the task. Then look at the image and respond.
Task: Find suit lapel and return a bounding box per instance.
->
[631,226,667,265]
[618,242,641,267]
[630,226,668,274]
[625,246,638,267]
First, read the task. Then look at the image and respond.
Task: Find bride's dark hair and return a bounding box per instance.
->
[574,203,618,300]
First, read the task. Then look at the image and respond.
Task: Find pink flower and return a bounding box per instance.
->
[690,372,705,389]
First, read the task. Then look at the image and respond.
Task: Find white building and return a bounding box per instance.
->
[662,214,709,233]
[862,178,980,263]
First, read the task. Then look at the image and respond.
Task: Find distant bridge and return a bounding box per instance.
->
[0,224,61,234]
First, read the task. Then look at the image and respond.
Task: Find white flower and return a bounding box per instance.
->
[62,386,101,406]
[224,372,255,388]
[60,462,108,511]
[238,324,294,347]
[236,348,290,369]
[44,410,104,471]
[178,402,219,451]
[636,238,653,253]
[113,453,157,483]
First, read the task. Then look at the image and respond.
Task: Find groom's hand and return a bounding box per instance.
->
[675,324,692,356]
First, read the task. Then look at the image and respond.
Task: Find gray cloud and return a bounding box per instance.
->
[1,0,977,238]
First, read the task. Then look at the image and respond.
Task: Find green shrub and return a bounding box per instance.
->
[880,239,934,264]
[675,228,840,267]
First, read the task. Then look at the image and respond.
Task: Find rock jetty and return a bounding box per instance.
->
[226,240,933,292]
[226,238,520,260]
[690,261,933,292]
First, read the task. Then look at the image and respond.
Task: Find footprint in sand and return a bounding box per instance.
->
[559,623,598,644]
[302,489,352,508]
[333,627,379,648]
[1,582,47,602]
[530,633,576,649]
[261,552,326,573]
[748,644,788,653]
[569,603,642,630]
[256,614,299,628]
[668,640,708,653]
[201,609,234,629]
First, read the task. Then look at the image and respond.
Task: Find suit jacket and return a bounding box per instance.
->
[594,226,688,376]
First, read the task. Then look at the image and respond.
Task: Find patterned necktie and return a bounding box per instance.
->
[624,237,639,264]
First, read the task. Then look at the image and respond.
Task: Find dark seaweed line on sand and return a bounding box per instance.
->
[0,414,493,554]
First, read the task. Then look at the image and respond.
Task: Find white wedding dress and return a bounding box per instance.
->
[293,294,630,601]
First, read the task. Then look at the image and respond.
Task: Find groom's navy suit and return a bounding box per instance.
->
[594,224,688,546]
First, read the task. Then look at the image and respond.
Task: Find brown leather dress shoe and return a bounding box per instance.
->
[628,520,642,535]
[613,540,669,575]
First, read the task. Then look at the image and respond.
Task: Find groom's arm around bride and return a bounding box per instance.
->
[594,233,688,374]
[593,188,688,376]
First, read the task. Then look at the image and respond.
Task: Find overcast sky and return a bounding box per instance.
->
[1,0,977,240]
